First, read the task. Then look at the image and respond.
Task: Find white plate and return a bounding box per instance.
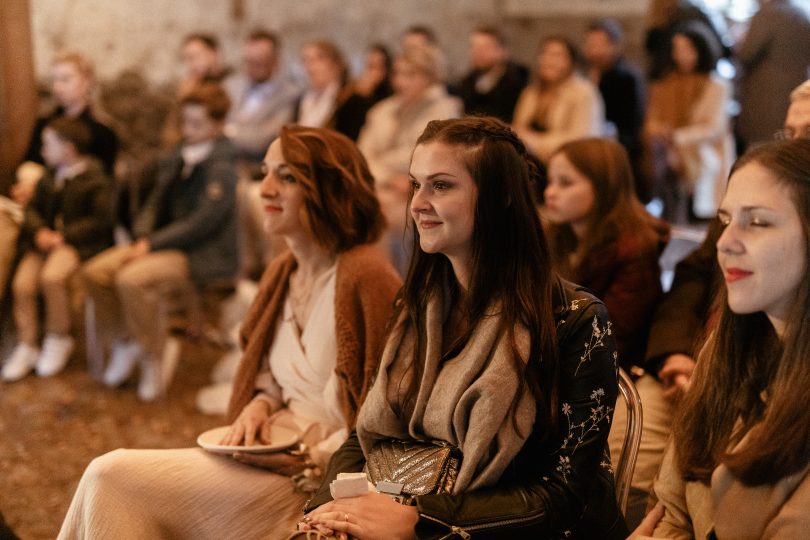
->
[197,425,300,455]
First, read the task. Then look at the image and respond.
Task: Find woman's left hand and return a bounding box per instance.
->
[627,502,665,539]
[231,450,308,476]
[305,492,418,540]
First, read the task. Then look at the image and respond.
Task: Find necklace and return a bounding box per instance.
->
[288,264,335,330]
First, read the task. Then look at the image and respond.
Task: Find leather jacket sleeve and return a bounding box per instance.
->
[305,431,366,512]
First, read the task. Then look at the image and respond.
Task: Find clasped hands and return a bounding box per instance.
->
[297,491,418,540]
[34,229,64,252]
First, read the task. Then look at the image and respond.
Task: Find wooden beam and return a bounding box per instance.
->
[0,0,38,193]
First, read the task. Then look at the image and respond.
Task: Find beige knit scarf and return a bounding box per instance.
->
[356,291,536,493]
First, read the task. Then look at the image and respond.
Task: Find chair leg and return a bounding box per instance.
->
[84,297,105,380]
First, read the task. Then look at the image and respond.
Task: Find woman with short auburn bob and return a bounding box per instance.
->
[58,126,402,540]
[299,117,627,539]
[632,138,810,538]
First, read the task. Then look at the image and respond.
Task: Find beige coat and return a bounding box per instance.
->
[640,439,810,539]
[512,73,604,162]
[357,84,462,186]
[646,73,735,218]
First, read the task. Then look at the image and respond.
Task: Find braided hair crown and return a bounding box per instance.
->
[416,116,542,187]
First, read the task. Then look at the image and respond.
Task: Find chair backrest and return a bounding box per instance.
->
[614,367,643,515]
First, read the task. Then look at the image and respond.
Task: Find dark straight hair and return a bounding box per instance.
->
[398,116,560,437]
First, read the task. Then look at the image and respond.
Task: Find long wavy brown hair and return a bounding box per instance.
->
[544,137,662,280]
[397,116,559,437]
[675,138,810,485]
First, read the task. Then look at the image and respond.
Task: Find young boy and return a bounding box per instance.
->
[2,117,114,381]
[82,83,239,401]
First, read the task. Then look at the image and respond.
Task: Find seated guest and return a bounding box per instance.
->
[543,137,669,370]
[224,29,298,165]
[400,24,437,50]
[644,21,734,223]
[178,33,229,97]
[81,83,238,401]
[293,40,369,141]
[513,36,605,162]
[584,19,647,200]
[644,0,731,82]
[454,25,528,122]
[358,45,461,274]
[23,51,119,175]
[630,88,810,526]
[299,117,627,539]
[225,29,298,280]
[2,118,113,382]
[632,138,810,538]
[162,33,231,148]
[58,126,401,540]
[353,43,393,107]
[779,79,810,141]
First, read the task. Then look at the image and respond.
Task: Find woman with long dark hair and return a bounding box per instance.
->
[633,138,810,538]
[300,117,626,539]
[644,21,734,223]
[512,36,604,163]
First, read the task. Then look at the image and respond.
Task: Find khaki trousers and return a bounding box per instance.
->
[82,246,192,356]
[12,245,81,345]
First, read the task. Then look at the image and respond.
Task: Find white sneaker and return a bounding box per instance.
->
[137,355,161,402]
[103,340,144,387]
[1,343,40,381]
[36,334,75,377]
[137,338,182,402]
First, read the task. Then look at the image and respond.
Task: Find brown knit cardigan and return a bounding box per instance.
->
[226,244,402,426]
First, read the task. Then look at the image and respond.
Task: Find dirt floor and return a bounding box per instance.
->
[0,339,224,540]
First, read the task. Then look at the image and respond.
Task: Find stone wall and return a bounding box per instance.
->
[30,0,651,87]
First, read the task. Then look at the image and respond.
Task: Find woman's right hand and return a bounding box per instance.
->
[220,399,273,446]
[658,354,696,402]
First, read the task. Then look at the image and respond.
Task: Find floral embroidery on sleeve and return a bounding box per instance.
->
[556,388,614,483]
[575,316,613,376]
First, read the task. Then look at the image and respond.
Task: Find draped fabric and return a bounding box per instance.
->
[356,289,535,493]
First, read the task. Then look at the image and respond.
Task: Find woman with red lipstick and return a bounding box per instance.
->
[631,138,810,539]
[58,126,401,540]
[299,117,627,539]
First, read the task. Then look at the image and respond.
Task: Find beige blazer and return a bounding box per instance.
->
[512,73,604,162]
[640,438,810,539]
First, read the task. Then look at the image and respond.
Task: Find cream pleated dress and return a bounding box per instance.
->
[59,268,346,540]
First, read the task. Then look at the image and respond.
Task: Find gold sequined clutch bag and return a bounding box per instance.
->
[366,439,461,500]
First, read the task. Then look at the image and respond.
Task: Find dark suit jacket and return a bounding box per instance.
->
[22,159,114,261]
[455,61,529,123]
[134,136,239,286]
[598,58,646,160]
